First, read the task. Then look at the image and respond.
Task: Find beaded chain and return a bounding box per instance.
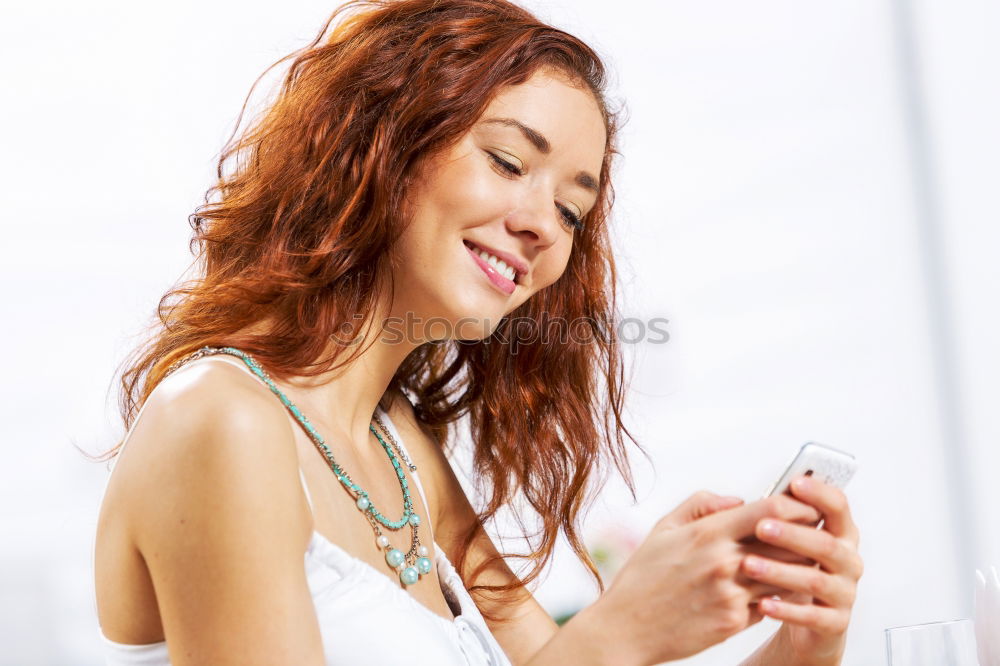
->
[163,345,434,587]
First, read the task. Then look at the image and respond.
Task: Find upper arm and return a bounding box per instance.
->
[384,390,558,665]
[126,365,324,665]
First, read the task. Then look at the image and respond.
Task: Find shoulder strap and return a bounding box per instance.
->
[297,469,316,515]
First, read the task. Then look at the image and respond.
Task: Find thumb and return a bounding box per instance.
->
[689,493,744,521]
[660,491,745,530]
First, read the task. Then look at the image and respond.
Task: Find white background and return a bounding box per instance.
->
[0,1,996,664]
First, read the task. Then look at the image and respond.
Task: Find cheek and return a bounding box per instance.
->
[542,243,573,283]
[430,153,498,217]
[520,243,573,304]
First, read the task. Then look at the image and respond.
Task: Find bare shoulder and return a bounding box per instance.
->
[112,358,312,553]
[107,359,323,663]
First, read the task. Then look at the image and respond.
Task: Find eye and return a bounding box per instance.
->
[557,204,584,232]
[486,152,522,177]
[487,152,585,233]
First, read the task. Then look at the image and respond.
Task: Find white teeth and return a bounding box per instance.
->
[475,247,517,282]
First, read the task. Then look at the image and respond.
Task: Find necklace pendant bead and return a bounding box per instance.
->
[408,513,420,527]
[385,548,405,568]
[356,496,371,511]
[376,535,390,549]
[417,545,429,557]
[400,566,419,586]
[416,557,432,575]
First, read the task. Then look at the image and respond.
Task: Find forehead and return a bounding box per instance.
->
[475,67,607,177]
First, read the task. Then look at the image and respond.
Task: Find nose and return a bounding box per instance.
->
[504,186,561,248]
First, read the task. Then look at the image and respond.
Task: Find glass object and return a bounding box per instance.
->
[885,618,980,665]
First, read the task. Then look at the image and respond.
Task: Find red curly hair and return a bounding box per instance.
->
[107,0,644,623]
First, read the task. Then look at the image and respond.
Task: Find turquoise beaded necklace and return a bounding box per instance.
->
[163,345,434,587]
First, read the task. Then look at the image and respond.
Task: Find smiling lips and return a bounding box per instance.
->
[464,241,519,295]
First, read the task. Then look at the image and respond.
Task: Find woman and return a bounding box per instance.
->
[94,0,863,664]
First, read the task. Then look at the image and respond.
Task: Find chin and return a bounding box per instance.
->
[418,306,503,343]
[451,316,502,342]
[398,277,512,342]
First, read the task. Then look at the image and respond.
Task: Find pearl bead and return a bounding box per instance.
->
[356,496,370,511]
[408,513,421,527]
[417,545,429,557]
[400,566,419,585]
[416,557,432,575]
[377,535,390,549]
[385,548,405,568]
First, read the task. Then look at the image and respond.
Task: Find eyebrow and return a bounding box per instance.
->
[480,117,601,195]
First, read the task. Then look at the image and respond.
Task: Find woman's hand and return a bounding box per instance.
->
[592,490,822,665]
[741,476,864,666]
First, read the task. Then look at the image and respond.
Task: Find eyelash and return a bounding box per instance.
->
[486,152,585,232]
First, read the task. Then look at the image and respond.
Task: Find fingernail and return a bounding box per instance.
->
[760,520,781,538]
[792,476,812,492]
[745,556,767,575]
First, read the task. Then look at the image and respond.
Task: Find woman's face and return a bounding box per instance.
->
[392,65,607,342]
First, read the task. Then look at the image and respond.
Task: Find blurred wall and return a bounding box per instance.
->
[0,1,995,664]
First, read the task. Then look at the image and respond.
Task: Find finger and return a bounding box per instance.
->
[739,539,816,567]
[711,494,822,540]
[659,491,744,530]
[737,576,797,600]
[777,590,815,606]
[695,494,745,519]
[755,520,862,578]
[742,556,854,608]
[788,476,859,543]
[758,597,850,636]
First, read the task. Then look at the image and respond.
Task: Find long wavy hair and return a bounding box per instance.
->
[106,0,644,624]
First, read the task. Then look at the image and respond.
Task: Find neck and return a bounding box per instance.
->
[261,298,432,456]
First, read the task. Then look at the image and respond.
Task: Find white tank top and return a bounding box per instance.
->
[99,354,512,666]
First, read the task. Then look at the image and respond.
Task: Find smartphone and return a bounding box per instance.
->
[764,441,858,498]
